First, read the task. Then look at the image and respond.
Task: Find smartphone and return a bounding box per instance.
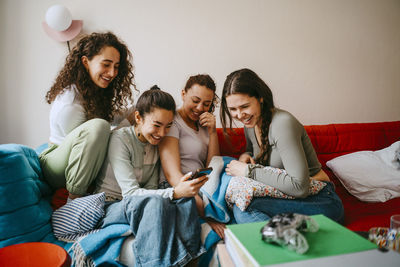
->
[190,167,213,180]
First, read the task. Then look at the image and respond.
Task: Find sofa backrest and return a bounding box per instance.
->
[216,128,246,159]
[217,121,400,167]
[304,121,400,166]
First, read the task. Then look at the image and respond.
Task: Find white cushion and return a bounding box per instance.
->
[326,141,400,202]
[375,141,400,170]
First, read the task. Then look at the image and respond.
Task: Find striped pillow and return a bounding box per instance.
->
[52,192,105,241]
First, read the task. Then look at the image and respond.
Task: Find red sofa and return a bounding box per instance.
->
[217,121,400,232]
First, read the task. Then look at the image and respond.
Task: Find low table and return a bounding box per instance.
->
[217,243,400,267]
[219,219,400,267]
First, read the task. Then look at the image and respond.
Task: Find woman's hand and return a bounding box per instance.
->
[238,153,255,164]
[206,219,226,239]
[225,160,247,177]
[173,172,208,199]
[199,112,217,134]
[312,169,330,181]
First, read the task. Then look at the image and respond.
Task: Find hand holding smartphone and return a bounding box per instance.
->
[190,167,213,180]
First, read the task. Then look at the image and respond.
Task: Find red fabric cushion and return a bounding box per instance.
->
[304,121,400,166]
[305,121,400,231]
[217,128,246,159]
[51,188,68,210]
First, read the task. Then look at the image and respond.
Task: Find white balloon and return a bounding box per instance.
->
[45,5,72,31]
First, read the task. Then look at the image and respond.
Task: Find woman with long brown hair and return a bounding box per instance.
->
[220,68,344,224]
[40,32,136,202]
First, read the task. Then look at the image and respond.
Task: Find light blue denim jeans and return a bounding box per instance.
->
[100,195,205,267]
[233,182,344,224]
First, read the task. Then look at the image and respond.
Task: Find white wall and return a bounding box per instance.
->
[1,0,399,148]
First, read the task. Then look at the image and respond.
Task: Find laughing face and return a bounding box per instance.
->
[135,108,174,145]
[181,84,214,122]
[81,46,120,89]
[225,93,261,128]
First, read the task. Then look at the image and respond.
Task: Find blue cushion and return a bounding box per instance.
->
[52,192,106,240]
[0,144,55,248]
[35,143,49,155]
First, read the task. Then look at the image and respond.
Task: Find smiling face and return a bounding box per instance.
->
[135,108,174,145]
[81,46,120,88]
[181,84,214,122]
[225,93,262,128]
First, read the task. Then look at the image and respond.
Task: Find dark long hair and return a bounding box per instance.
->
[184,74,219,113]
[45,32,136,121]
[133,85,176,125]
[220,68,275,165]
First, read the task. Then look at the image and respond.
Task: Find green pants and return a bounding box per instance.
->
[39,119,110,195]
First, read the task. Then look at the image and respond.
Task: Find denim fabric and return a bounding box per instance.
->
[100,195,205,267]
[233,182,344,224]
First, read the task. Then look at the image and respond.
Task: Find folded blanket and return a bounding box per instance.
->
[199,156,235,267]
[70,224,131,267]
[200,156,234,224]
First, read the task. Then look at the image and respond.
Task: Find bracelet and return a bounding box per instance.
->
[246,163,264,178]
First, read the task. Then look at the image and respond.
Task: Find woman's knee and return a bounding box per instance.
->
[145,195,166,209]
[315,187,344,223]
[233,205,270,224]
[87,119,110,141]
[328,197,344,223]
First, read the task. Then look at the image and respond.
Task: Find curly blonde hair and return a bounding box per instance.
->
[45,32,136,121]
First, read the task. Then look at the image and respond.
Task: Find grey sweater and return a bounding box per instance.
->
[244,109,321,198]
[95,126,174,200]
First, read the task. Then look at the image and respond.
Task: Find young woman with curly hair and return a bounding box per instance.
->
[39,32,136,201]
[220,68,344,224]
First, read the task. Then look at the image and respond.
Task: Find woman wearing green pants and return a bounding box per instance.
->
[40,32,136,201]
